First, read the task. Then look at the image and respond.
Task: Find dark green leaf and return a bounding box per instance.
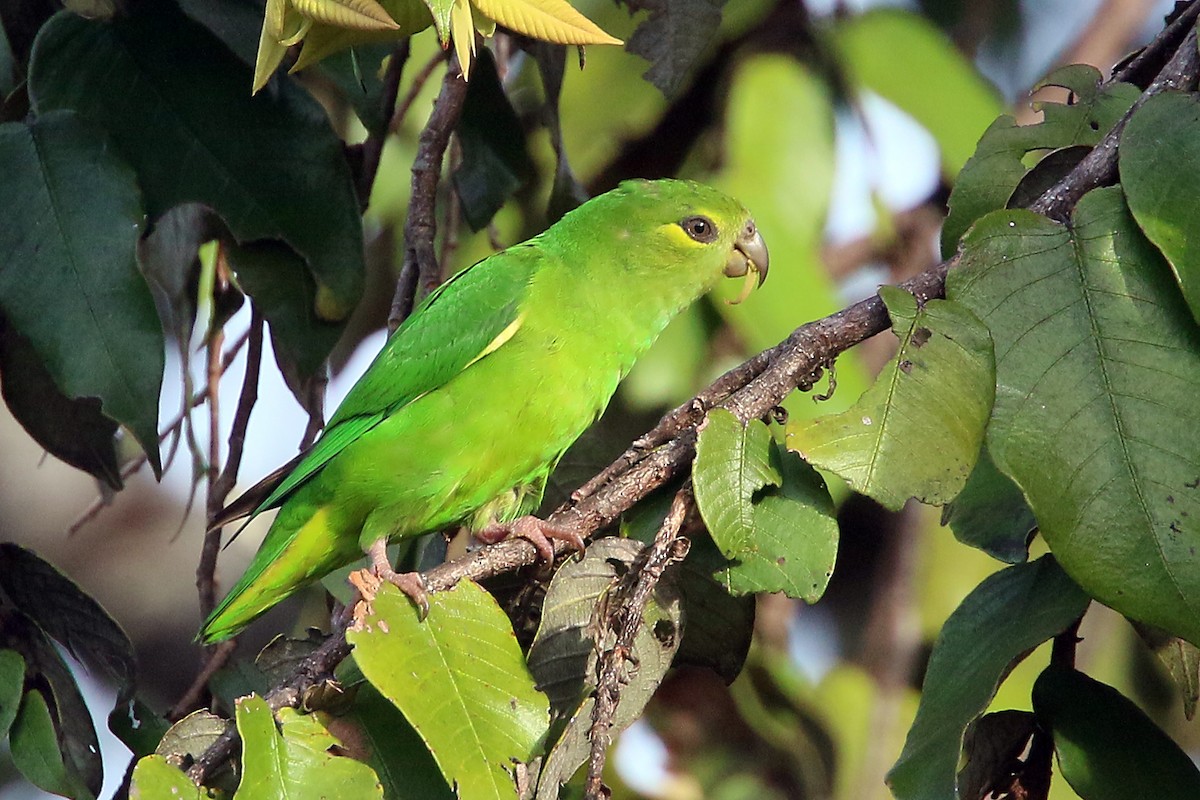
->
[619,0,727,98]
[154,710,229,765]
[30,4,365,317]
[886,556,1089,800]
[0,109,162,474]
[1033,665,1200,800]
[788,287,995,510]
[317,44,396,139]
[137,204,209,344]
[0,543,136,701]
[0,323,122,489]
[942,447,1037,564]
[941,64,1138,253]
[948,188,1200,646]
[672,531,754,682]
[225,239,345,378]
[177,0,263,65]
[0,649,24,740]
[109,698,170,761]
[694,409,838,600]
[10,689,94,800]
[1121,91,1200,325]
[453,48,534,231]
[1132,621,1200,720]
[341,686,454,800]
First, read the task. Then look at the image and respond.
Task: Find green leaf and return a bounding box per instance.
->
[317,43,395,138]
[109,699,171,761]
[941,447,1037,564]
[0,649,25,740]
[672,531,754,682]
[235,695,384,799]
[957,710,1036,800]
[619,0,727,98]
[0,543,136,702]
[0,324,122,489]
[453,48,534,231]
[0,109,162,474]
[833,8,1004,176]
[347,580,550,800]
[531,538,683,794]
[941,64,1139,253]
[1131,621,1200,720]
[341,686,454,800]
[693,408,838,600]
[30,4,365,318]
[788,288,994,511]
[225,240,345,378]
[886,556,1089,800]
[154,710,229,767]
[948,187,1200,646]
[1121,91,1200,326]
[130,755,202,800]
[10,690,95,800]
[1033,665,1200,800]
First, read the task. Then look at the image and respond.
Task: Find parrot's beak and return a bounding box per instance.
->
[724,221,769,304]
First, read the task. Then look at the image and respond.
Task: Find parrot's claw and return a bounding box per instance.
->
[363,538,430,619]
[476,515,586,565]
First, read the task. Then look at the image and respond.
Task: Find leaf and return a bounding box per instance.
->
[530,538,684,794]
[338,686,454,800]
[109,699,171,761]
[30,4,365,318]
[289,0,434,75]
[0,649,25,740]
[618,0,726,98]
[942,447,1037,564]
[316,42,396,138]
[788,287,995,511]
[347,580,550,800]
[154,710,229,765]
[693,408,838,600]
[469,0,621,46]
[1132,621,1200,720]
[947,187,1200,646]
[941,64,1139,253]
[672,531,754,682]
[178,0,264,65]
[0,543,137,702]
[957,710,1036,800]
[1033,665,1200,800]
[453,48,534,231]
[234,695,384,799]
[130,755,202,800]
[10,690,95,800]
[0,109,162,474]
[886,556,1089,800]
[834,8,1004,177]
[1121,91,1200,326]
[225,239,346,379]
[0,323,122,489]
[292,0,400,30]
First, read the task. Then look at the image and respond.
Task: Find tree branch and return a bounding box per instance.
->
[387,59,468,332]
[585,487,691,799]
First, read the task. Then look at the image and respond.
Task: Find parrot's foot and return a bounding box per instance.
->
[361,538,430,618]
[475,516,586,564]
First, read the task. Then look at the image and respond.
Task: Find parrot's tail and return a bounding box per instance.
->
[199,504,360,643]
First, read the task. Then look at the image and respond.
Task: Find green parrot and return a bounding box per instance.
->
[200,178,769,643]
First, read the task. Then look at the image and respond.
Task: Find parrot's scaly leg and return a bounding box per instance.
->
[475,516,586,564]
[361,537,430,617]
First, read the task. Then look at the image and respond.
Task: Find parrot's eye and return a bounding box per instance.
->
[681,216,718,243]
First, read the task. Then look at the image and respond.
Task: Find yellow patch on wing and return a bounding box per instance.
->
[464,312,525,369]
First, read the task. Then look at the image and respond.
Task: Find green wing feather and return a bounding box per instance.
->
[242,244,541,518]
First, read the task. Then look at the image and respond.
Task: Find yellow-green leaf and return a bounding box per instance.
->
[293,0,400,30]
[130,755,201,800]
[470,0,621,45]
[290,0,434,73]
[348,581,550,800]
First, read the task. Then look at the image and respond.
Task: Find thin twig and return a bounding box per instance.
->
[584,488,691,799]
[184,8,1200,784]
[389,50,445,136]
[387,58,469,332]
[355,41,410,207]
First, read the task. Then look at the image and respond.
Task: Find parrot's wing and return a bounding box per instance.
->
[227,244,543,523]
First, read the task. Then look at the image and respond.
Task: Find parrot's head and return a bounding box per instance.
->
[601,179,769,305]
